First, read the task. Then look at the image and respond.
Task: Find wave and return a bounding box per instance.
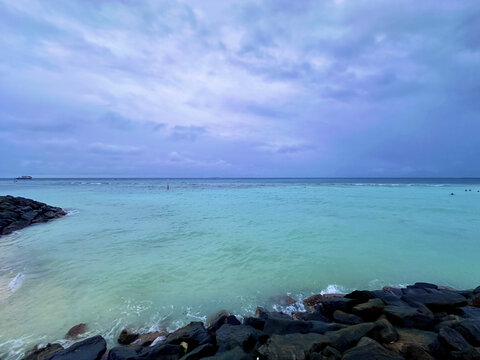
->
[8,273,25,293]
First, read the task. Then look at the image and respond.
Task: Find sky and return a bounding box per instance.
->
[0,0,479,178]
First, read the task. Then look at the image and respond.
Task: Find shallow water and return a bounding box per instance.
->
[0,178,479,359]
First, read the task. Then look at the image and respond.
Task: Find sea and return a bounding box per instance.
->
[0,178,479,358]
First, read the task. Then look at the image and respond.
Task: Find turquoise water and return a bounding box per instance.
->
[1,178,480,358]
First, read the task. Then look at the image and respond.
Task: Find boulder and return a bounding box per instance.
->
[117,329,139,345]
[452,319,480,346]
[345,290,376,302]
[23,343,63,360]
[370,290,405,306]
[333,310,363,325]
[292,309,330,322]
[400,343,435,360]
[385,328,444,358]
[258,333,330,360]
[408,282,438,290]
[202,347,251,360]
[166,322,211,351]
[352,298,385,321]
[254,307,291,320]
[438,327,472,352]
[262,318,312,336]
[269,295,296,306]
[131,331,166,347]
[215,324,259,353]
[179,343,216,360]
[45,336,106,360]
[304,294,324,307]
[66,323,88,339]
[326,322,375,352]
[342,337,404,360]
[321,297,356,316]
[402,289,468,312]
[148,344,186,359]
[384,304,434,330]
[207,311,229,333]
[371,318,398,344]
[242,317,265,331]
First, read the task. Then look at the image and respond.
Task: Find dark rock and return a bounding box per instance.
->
[117,329,139,345]
[202,347,251,360]
[309,320,345,334]
[107,346,142,360]
[132,331,166,347]
[45,335,106,360]
[352,298,385,321]
[470,293,480,307]
[292,309,330,322]
[386,328,444,358]
[371,290,405,306]
[408,282,438,290]
[0,196,66,236]
[452,319,480,346]
[371,318,398,344]
[243,317,265,331]
[458,306,480,321]
[402,288,468,312]
[66,323,88,339]
[23,343,63,360]
[255,307,291,320]
[342,337,404,360]
[207,311,229,333]
[225,315,241,326]
[166,322,211,351]
[332,310,363,325]
[320,345,342,360]
[383,287,404,297]
[439,326,472,352]
[215,324,259,352]
[258,333,330,360]
[148,344,185,360]
[179,343,216,360]
[400,343,435,360]
[326,322,375,352]
[321,296,356,316]
[450,348,480,360]
[269,294,296,306]
[384,304,434,330]
[345,290,375,302]
[262,318,312,335]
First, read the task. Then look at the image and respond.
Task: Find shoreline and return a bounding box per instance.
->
[21,282,480,360]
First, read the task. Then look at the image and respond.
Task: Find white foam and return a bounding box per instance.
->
[320,284,345,295]
[8,273,25,293]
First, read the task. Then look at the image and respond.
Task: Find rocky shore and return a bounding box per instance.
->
[0,195,66,236]
[22,282,480,360]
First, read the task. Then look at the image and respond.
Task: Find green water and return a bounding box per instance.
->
[0,178,479,359]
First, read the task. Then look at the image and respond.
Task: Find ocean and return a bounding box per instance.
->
[0,178,479,359]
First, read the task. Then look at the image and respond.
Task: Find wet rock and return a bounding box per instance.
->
[400,343,435,360]
[402,288,468,312]
[450,348,480,360]
[408,282,438,290]
[326,322,375,352]
[386,328,444,358]
[23,343,63,360]
[132,331,166,347]
[0,195,66,236]
[107,345,142,360]
[304,294,324,307]
[148,344,186,359]
[384,304,434,330]
[66,323,88,339]
[255,307,291,320]
[269,294,296,306]
[243,317,265,330]
[166,322,211,351]
[452,319,480,346]
[292,309,330,322]
[215,324,259,352]
[371,318,398,344]
[45,335,106,360]
[332,310,363,325]
[342,337,404,360]
[345,290,376,302]
[207,310,229,333]
[319,345,342,360]
[262,318,313,335]
[202,347,251,360]
[439,326,472,352]
[352,298,385,321]
[371,290,405,306]
[258,333,330,360]
[458,306,480,321]
[117,329,139,345]
[321,297,356,317]
[309,320,345,334]
[179,343,216,360]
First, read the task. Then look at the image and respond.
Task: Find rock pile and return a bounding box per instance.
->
[22,282,480,359]
[0,195,66,236]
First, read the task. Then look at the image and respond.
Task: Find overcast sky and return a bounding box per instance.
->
[1,0,479,177]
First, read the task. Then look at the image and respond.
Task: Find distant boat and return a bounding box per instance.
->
[15,175,32,180]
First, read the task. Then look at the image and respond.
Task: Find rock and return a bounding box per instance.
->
[254,307,291,320]
[438,327,472,352]
[0,195,66,236]
[345,290,376,302]
[384,304,434,330]
[385,328,444,358]
[107,346,142,360]
[215,324,259,352]
[117,329,139,345]
[207,310,229,333]
[258,333,330,360]
[371,318,398,344]
[23,343,63,360]
[450,348,480,360]
[470,293,480,307]
[304,294,324,307]
[408,282,438,290]
[269,294,296,306]
[402,288,468,312]
[166,322,211,352]
[179,343,216,360]
[452,319,480,346]
[45,335,106,360]
[242,317,265,330]
[459,306,480,321]
[400,343,435,360]
[292,309,330,322]
[262,318,313,335]
[332,310,363,325]
[225,315,241,326]
[66,323,88,339]
[320,346,342,360]
[309,321,345,334]
[202,347,251,360]
[352,298,385,321]
[148,344,186,359]
[132,331,166,347]
[321,297,356,316]
[342,337,404,360]
[326,322,375,352]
